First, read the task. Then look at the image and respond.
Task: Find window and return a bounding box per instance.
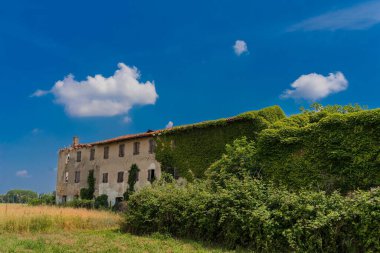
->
[102,173,108,183]
[104,146,109,159]
[115,197,123,204]
[148,169,155,182]
[64,172,69,183]
[62,195,67,203]
[149,139,156,154]
[65,154,70,164]
[76,151,81,162]
[133,142,140,155]
[117,171,124,183]
[90,148,95,161]
[166,167,179,180]
[74,171,80,183]
[119,144,125,157]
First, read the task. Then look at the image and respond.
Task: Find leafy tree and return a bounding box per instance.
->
[3,189,38,203]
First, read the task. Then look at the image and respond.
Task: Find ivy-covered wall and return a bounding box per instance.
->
[256,109,380,192]
[154,106,286,179]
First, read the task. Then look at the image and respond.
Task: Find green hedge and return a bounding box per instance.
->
[256,109,380,192]
[155,105,379,192]
[154,106,285,178]
[122,178,380,252]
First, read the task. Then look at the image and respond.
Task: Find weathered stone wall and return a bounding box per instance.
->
[56,137,161,205]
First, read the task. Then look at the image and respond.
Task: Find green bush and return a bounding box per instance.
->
[94,194,109,209]
[28,193,56,206]
[206,137,259,188]
[65,199,94,209]
[122,178,380,252]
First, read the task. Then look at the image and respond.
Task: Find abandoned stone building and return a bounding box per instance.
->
[56,106,285,205]
[56,131,162,205]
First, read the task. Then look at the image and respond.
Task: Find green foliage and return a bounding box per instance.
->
[65,199,94,209]
[257,109,380,192]
[123,164,140,201]
[122,177,380,252]
[80,188,90,200]
[28,193,56,206]
[2,190,38,203]
[94,194,109,209]
[155,106,285,179]
[123,104,380,251]
[128,164,140,192]
[87,170,95,197]
[206,137,259,188]
[80,170,95,200]
[155,104,378,193]
[302,102,367,114]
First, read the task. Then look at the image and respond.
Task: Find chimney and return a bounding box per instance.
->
[72,136,79,147]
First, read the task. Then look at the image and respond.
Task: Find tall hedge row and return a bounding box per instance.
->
[156,106,380,192]
[122,179,380,252]
[155,106,286,178]
[257,109,380,192]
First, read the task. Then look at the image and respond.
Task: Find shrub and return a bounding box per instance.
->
[122,178,380,252]
[94,194,109,209]
[206,137,259,188]
[65,199,94,209]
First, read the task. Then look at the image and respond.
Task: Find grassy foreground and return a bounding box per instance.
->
[0,204,232,253]
[0,230,234,253]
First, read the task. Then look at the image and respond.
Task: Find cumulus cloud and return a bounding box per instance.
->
[281,72,348,101]
[16,170,30,178]
[32,63,158,117]
[165,121,174,129]
[289,1,380,31]
[233,40,248,56]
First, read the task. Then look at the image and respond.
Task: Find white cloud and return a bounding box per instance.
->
[289,1,380,31]
[233,40,248,56]
[165,121,174,129]
[31,89,49,97]
[32,63,158,117]
[122,116,132,124]
[281,72,348,101]
[16,170,30,178]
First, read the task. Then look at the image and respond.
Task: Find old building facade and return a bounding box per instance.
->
[56,131,161,205]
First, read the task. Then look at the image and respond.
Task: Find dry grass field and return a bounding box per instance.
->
[0,204,121,233]
[0,204,233,253]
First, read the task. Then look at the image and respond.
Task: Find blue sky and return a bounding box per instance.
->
[0,0,379,193]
